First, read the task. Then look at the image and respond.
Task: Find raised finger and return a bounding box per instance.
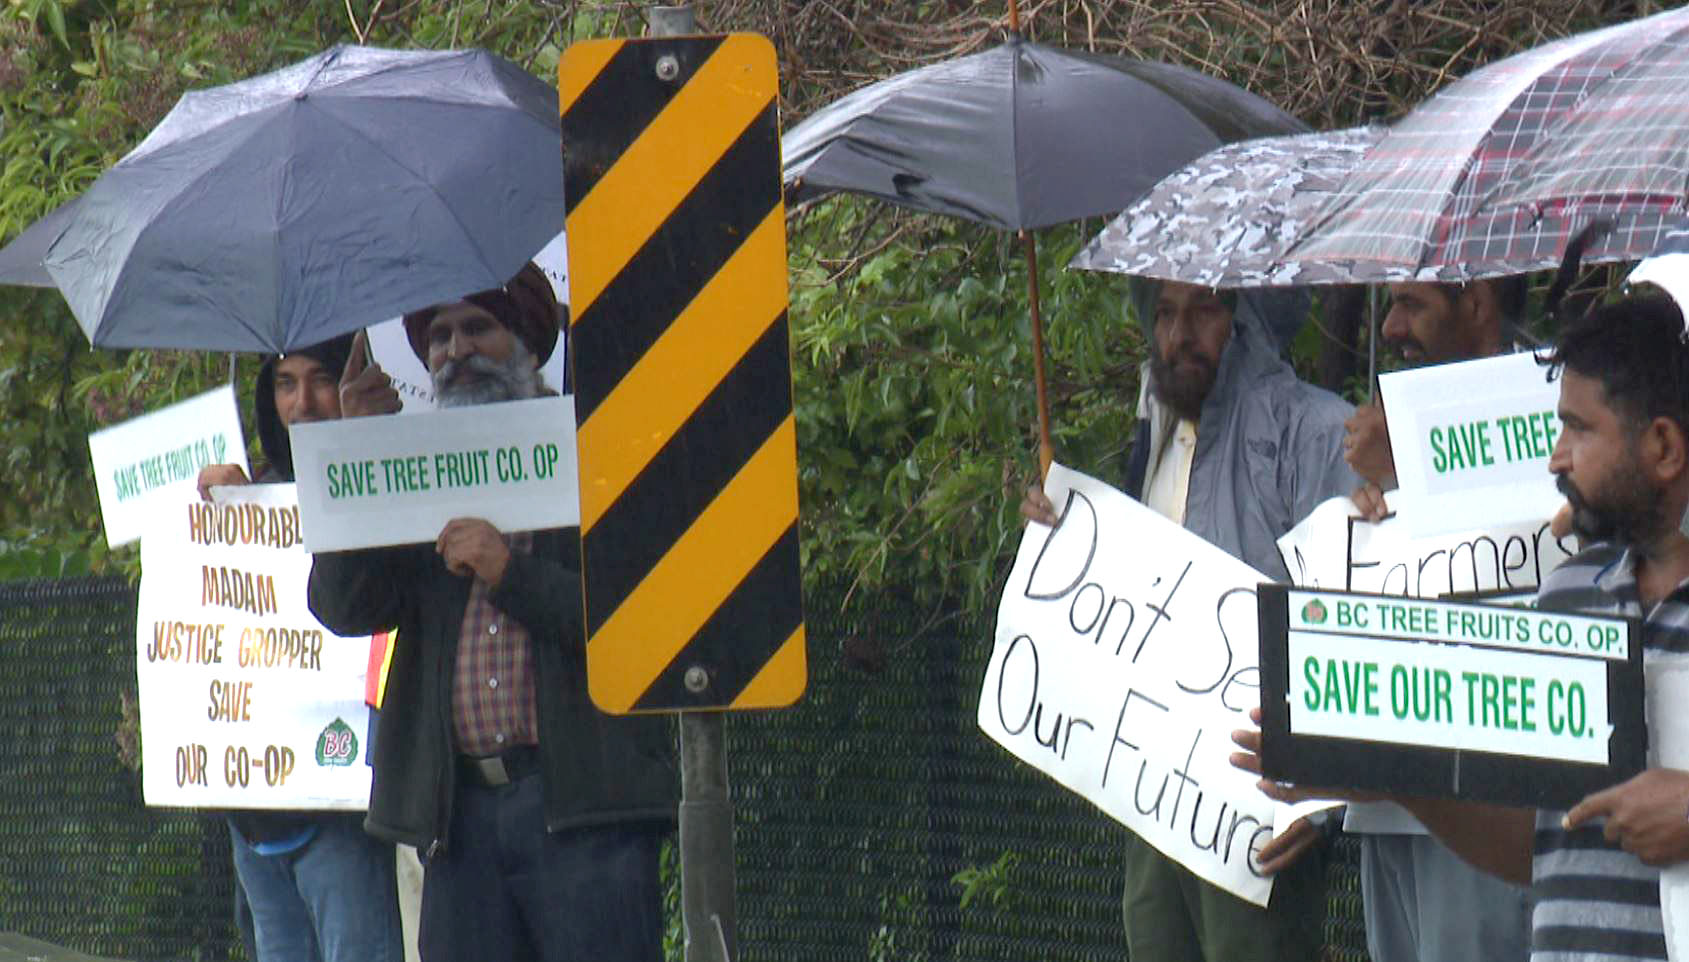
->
[341,329,370,385]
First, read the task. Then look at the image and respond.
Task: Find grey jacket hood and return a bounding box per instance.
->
[1126,276,1311,357]
[1124,279,1357,581]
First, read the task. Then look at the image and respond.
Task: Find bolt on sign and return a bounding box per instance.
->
[1256,584,1645,808]
[559,34,805,713]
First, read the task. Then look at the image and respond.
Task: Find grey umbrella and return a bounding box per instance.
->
[7,44,563,354]
[0,196,81,287]
[782,14,1305,469]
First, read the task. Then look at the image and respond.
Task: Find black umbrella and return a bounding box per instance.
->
[782,4,1305,470]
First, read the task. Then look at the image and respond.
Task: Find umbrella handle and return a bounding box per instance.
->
[1022,231,1054,478]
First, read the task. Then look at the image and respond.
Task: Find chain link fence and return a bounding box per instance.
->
[0,575,1365,961]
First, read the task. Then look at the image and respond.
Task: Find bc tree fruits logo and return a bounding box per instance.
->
[315,718,358,767]
[1301,599,1328,625]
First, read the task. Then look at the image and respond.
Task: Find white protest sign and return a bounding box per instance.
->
[1648,656,1689,960]
[1380,352,1563,538]
[86,384,247,548]
[1278,496,1575,599]
[979,462,1282,906]
[290,396,579,552]
[1285,590,1623,764]
[136,484,371,809]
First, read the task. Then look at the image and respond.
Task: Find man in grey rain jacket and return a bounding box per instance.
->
[1024,278,1358,961]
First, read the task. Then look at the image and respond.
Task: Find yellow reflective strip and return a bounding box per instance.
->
[374,630,397,709]
[730,626,806,709]
[556,39,623,119]
[587,418,798,713]
[577,205,787,531]
[565,34,776,321]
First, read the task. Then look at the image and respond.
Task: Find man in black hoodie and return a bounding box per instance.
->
[197,333,404,962]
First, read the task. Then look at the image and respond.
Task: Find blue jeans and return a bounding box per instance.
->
[229,814,403,962]
[419,773,662,962]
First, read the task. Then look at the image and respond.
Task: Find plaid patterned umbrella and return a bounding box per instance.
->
[1480,22,1689,232]
[1069,126,1380,287]
[1277,5,1689,284]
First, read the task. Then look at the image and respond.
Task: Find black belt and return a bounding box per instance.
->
[456,745,541,788]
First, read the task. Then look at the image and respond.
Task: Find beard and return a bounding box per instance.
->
[1148,347,1218,422]
[433,346,543,408]
[1556,468,1663,545]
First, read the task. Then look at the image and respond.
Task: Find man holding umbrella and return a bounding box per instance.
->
[1023,279,1357,960]
[308,264,676,962]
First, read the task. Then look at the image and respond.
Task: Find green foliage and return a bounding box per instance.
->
[660,835,683,961]
[952,849,1020,911]
[790,199,1137,615]
[0,0,585,572]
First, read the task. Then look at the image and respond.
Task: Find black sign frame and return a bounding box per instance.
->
[1257,583,1645,809]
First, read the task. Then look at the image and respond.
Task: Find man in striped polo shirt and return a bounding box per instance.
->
[1240,291,1689,961]
[1512,292,1689,961]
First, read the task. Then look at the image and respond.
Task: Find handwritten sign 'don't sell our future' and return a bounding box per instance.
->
[979,463,1323,907]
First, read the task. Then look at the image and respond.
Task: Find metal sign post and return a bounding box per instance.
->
[560,5,807,960]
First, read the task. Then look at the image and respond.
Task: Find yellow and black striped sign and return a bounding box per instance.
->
[559,34,804,714]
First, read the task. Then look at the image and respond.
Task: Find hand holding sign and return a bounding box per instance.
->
[1349,482,1392,524]
[1230,710,1384,806]
[339,330,401,419]
[1019,482,1059,527]
[1564,768,1689,867]
[198,464,252,501]
[1255,816,1320,876]
[437,518,510,585]
[1343,402,1397,491]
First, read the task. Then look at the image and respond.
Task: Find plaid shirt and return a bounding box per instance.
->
[452,531,540,755]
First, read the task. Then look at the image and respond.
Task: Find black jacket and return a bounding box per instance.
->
[307,528,677,853]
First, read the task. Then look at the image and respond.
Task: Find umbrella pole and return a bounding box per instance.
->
[1367,284,1379,403]
[1021,230,1055,478]
[1007,0,1020,32]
